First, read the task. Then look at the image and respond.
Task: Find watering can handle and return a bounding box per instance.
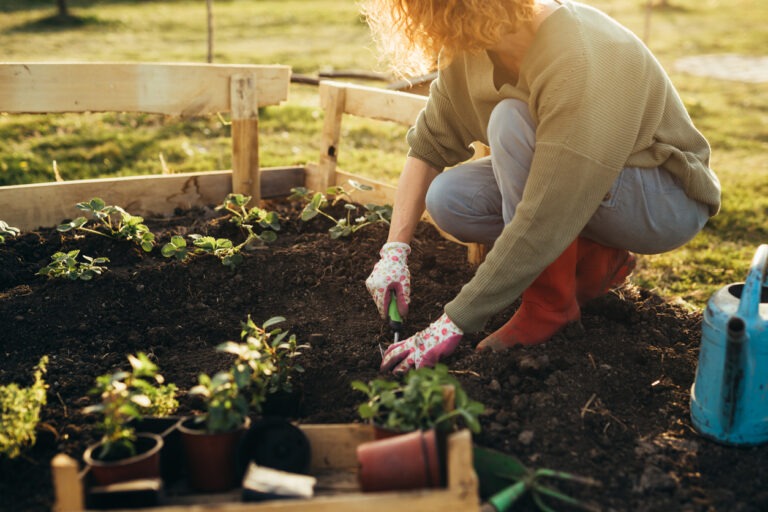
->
[736,244,768,321]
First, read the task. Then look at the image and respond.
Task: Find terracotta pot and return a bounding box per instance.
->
[372,424,409,440]
[178,416,250,493]
[83,433,163,486]
[357,428,442,492]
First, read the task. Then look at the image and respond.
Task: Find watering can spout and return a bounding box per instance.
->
[721,316,746,433]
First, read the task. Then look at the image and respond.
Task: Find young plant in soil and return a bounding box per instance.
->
[352,363,485,434]
[0,356,48,459]
[56,198,156,252]
[161,225,276,270]
[289,180,392,239]
[0,220,20,244]
[83,353,178,461]
[37,250,109,281]
[215,193,281,232]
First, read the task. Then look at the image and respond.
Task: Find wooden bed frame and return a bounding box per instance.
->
[0,62,485,263]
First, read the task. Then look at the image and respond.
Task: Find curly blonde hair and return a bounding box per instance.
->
[360,0,537,78]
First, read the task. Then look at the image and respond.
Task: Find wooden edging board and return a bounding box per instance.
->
[51,424,480,512]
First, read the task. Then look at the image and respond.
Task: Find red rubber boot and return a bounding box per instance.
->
[575,237,636,306]
[476,240,580,351]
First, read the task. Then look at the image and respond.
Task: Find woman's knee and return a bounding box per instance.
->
[487,99,535,152]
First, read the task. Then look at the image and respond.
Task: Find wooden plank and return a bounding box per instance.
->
[300,424,375,471]
[309,82,346,193]
[323,81,427,127]
[51,454,85,512]
[0,167,305,231]
[0,63,290,115]
[52,425,479,512]
[230,73,261,199]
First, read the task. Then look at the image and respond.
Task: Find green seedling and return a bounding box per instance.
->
[474,445,601,512]
[189,370,250,434]
[352,363,484,434]
[289,180,392,239]
[161,225,276,270]
[0,356,48,459]
[83,353,177,461]
[221,315,309,398]
[216,193,281,232]
[0,220,20,244]
[37,250,109,280]
[57,197,156,252]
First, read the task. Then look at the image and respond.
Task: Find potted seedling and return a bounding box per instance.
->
[222,315,309,417]
[82,353,178,486]
[178,323,279,493]
[351,364,485,493]
[351,363,484,437]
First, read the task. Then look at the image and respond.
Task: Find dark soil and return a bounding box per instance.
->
[1,198,766,512]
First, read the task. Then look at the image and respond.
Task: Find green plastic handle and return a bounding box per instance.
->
[388,293,402,331]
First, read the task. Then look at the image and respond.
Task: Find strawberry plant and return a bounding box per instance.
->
[57,198,156,252]
[0,356,48,459]
[289,180,392,239]
[215,193,281,232]
[0,220,20,244]
[161,224,275,269]
[37,250,109,280]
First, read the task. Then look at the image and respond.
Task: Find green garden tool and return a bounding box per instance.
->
[473,445,601,512]
[380,294,403,358]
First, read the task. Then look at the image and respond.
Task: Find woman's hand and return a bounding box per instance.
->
[380,313,463,374]
[366,242,411,318]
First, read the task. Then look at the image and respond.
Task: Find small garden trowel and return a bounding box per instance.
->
[381,294,403,358]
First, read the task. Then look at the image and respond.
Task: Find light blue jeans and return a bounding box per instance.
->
[425,99,710,254]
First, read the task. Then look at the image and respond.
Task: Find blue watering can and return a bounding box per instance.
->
[690,244,768,445]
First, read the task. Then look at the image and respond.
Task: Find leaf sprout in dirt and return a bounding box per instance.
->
[289,180,392,239]
[56,197,156,252]
[352,363,485,434]
[215,193,281,232]
[161,224,276,270]
[83,353,178,461]
[0,356,48,459]
[37,249,109,281]
[474,445,602,512]
[0,220,20,244]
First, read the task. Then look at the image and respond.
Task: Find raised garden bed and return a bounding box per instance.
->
[1,62,767,512]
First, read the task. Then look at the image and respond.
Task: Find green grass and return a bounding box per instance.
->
[1,0,767,309]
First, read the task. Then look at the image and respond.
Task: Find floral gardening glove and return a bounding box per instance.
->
[365,242,411,319]
[380,313,463,374]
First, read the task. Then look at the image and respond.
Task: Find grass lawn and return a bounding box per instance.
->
[1,0,767,308]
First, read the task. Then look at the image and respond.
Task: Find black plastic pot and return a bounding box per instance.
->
[128,416,183,484]
[238,417,312,475]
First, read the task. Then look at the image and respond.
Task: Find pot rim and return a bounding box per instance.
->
[177,415,251,436]
[83,432,163,468]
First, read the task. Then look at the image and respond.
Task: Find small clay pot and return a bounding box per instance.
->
[178,416,251,493]
[129,416,183,484]
[83,433,164,486]
[357,428,442,492]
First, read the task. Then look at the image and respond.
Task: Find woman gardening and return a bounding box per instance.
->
[364,0,721,374]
